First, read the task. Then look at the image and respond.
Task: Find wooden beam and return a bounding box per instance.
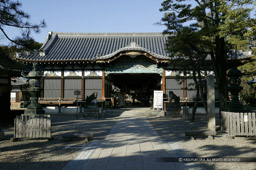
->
[102,71,105,100]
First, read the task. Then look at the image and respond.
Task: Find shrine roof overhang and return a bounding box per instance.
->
[95,45,171,64]
[15,32,171,64]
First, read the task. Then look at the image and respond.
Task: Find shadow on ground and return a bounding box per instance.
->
[0,108,125,170]
[1,109,255,170]
[147,114,256,170]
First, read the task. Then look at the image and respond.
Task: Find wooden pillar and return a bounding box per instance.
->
[81,71,85,100]
[18,91,22,102]
[183,78,187,99]
[162,69,166,110]
[61,70,64,99]
[102,71,105,100]
[41,77,44,98]
[162,69,166,94]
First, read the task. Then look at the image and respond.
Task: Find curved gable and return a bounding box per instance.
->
[96,42,170,63]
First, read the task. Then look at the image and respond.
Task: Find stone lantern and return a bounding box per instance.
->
[13,64,50,140]
[24,64,45,115]
[227,67,243,112]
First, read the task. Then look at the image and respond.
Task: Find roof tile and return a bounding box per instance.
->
[19,32,170,62]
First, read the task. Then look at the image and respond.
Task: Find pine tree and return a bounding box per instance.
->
[238,55,256,107]
[160,0,256,125]
[0,0,45,120]
[0,0,46,48]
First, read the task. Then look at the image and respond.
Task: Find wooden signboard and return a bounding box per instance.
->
[153,90,163,110]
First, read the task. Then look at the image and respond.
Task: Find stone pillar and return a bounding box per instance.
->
[207,75,215,131]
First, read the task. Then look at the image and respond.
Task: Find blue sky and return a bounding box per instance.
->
[1,0,166,45]
[1,0,255,46]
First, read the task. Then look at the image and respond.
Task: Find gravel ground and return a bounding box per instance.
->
[1,109,255,170]
[0,111,122,170]
[147,115,256,170]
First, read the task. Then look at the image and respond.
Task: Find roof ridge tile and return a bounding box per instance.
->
[51,32,166,37]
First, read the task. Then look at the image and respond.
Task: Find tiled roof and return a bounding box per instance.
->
[16,32,170,62]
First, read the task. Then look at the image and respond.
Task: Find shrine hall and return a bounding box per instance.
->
[15,32,198,107]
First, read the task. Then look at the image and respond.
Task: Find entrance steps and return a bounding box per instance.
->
[104,108,164,117]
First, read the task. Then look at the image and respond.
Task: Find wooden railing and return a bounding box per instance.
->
[38,98,86,105]
[14,114,51,139]
[222,111,256,137]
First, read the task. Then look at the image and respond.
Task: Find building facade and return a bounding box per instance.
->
[16,32,197,107]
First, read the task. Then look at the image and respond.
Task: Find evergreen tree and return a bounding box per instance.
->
[0,0,46,48]
[0,0,45,121]
[160,0,256,125]
[238,55,256,107]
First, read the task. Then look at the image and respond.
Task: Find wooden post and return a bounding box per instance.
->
[183,78,187,99]
[61,70,64,99]
[41,77,44,98]
[18,91,22,102]
[205,71,208,77]
[162,69,166,94]
[102,71,105,100]
[162,69,166,110]
[82,71,85,100]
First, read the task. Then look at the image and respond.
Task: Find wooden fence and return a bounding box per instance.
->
[14,114,51,139]
[226,112,256,137]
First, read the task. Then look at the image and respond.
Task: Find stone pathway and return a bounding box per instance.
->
[63,109,196,170]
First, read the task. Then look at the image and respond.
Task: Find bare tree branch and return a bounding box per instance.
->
[0,26,23,46]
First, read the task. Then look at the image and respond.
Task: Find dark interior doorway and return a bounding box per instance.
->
[109,73,161,107]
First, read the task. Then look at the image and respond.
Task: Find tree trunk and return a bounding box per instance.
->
[197,68,207,113]
[0,83,11,121]
[190,59,200,122]
[191,88,199,122]
[214,37,228,129]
